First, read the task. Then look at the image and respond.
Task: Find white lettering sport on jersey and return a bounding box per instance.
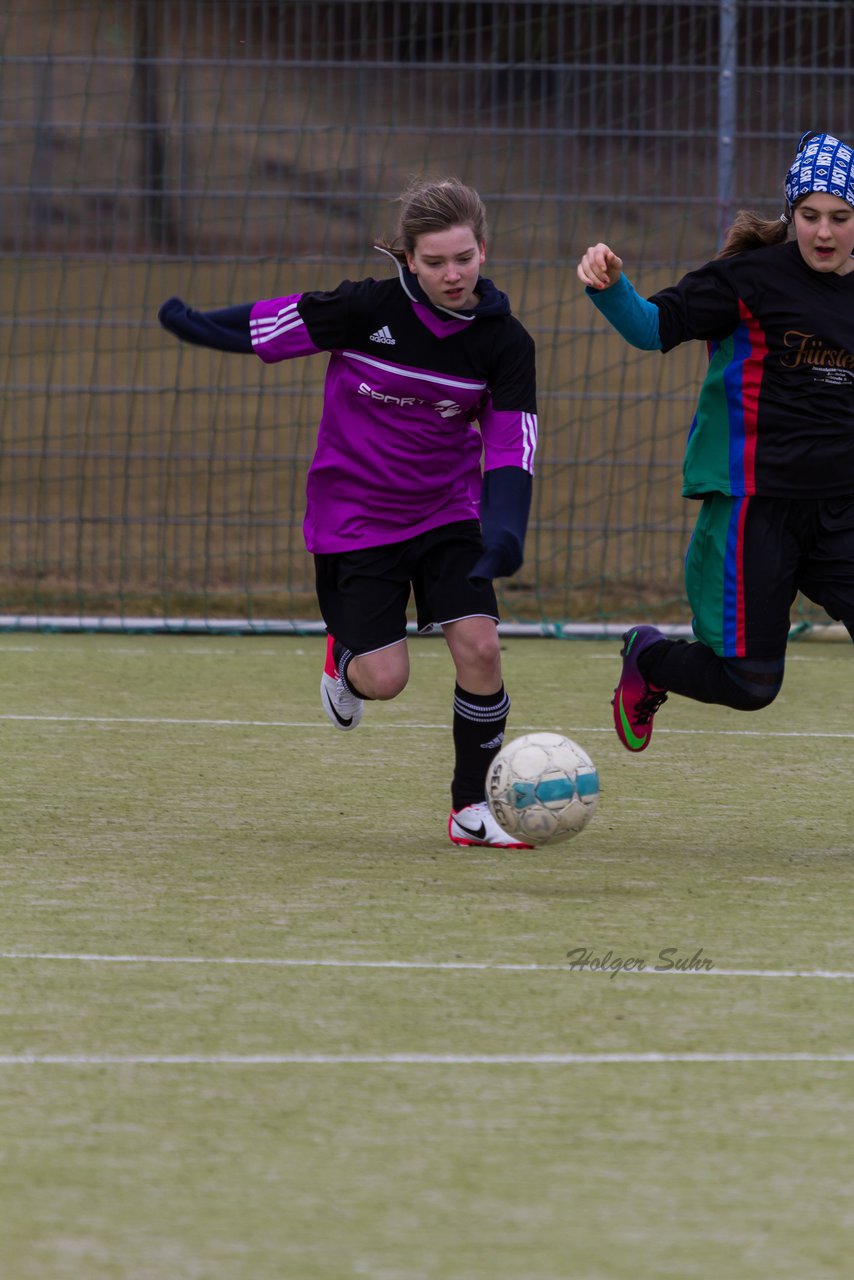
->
[357,382,463,418]
[345,350,485,421]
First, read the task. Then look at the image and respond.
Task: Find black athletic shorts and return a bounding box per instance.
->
[314,520,500,656]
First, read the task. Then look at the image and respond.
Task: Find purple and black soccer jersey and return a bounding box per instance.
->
[652,240,854,499]
[249,274,538,554]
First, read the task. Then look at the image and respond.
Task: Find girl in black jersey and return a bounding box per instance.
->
[160,179,538,847]
[576,130,854,753]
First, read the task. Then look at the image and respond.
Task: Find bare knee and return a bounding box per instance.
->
[467,637,502,683]
[444,620,502,692]
[362,669,408,701]
[349,644,409,701]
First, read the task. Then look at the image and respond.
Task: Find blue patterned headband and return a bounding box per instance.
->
[784,130,854,215]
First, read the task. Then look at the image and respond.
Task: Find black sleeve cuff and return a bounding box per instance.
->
[158,297,254,353]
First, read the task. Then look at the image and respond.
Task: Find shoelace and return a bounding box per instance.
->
[632,688,668,725]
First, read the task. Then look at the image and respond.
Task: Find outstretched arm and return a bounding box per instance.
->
[158,296,254,353]
[577,244,662,352]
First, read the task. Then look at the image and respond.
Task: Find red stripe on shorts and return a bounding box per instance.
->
[737,301,767,494]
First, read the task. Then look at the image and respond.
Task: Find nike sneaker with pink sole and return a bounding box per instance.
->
[612,625,668,752]
[449,801,534,849]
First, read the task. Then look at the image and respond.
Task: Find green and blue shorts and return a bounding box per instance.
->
[685,493,854,657]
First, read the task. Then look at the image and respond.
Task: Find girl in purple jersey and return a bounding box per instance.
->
[160,178,538,847]
[576,130,854,754]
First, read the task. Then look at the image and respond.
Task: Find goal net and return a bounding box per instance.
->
[0,0,849,632]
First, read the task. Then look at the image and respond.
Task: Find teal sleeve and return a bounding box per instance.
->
[585,274,662,351]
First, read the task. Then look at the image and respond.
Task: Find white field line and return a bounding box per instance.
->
[2,952,853,980]
[0,1051,853,1066]
[0,712,853,740]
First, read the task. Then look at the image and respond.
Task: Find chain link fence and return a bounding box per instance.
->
[0,0,850,628]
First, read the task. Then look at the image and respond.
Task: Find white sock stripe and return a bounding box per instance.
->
[453,694,511,723]
[454,691,510,708]
[454,710,510,725]
[453,696,510,714]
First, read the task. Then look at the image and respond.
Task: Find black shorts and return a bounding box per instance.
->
[314,520,500,656]
[686,494,854,657]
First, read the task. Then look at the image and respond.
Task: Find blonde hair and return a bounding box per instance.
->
[379,178,487,264]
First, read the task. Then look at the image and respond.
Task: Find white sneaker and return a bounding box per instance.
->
[448,801,533,849]
[320,633,363,731]
[320,670,363,731]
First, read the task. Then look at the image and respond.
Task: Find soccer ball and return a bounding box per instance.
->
[486,732,599,846]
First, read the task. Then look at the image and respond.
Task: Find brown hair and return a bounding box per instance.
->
[716,209,789,259]
[378,177,488,264]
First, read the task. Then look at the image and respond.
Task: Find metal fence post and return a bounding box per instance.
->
[718,0,738,245]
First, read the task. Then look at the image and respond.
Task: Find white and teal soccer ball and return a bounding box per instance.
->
[486,732,599,846]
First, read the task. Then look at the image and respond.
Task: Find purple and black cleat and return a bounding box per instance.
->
[612,625,669,752]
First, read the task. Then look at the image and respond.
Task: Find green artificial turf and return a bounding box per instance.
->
[1,634,852,1279]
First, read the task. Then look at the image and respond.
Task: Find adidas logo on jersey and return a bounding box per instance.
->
[369,325,395,345]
